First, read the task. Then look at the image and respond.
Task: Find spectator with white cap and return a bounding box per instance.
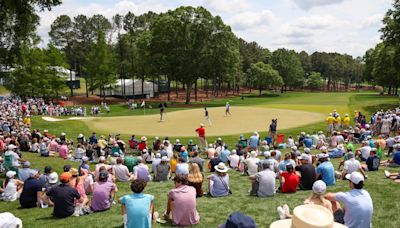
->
[277,180,333,219]
[228,149,240,169]
[245,151,260,176]
[316,153,336,186]
[154,156,171,182]
[4,144,24,174]
[151,153,162,173]
[326,172,373,228]
[295,153,316,190]
[0,170,24,201]
[0,212,23,228]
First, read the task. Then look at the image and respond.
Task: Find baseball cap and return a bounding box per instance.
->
[312,180,327,195]
[23,161,31,168]
[6,170,16,178]
[345,172,364,184]
[49,172,59,184]
[264,151,271,158]
[29,169,39,178]
[298,153,309,160]
[60,172,72,183]
[218,211,257,228]
[63,164,71,172]
[99,170,109,179]
[304,148,310,154]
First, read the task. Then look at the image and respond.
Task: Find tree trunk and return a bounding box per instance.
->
[185,82,192,104]
[388,86,392,95]
[167,76,171,101]
[259,86,262,96]
[69,68,74,97]
[141,70,145,98]
[85,76,89,98]
[132,77,135,98]
[205,79,209,98]
[194,80,198,101]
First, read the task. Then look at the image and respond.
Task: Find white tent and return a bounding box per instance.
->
[104,79,158,98]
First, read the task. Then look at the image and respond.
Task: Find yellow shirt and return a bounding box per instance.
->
[343,117,350,125]
[335,116,341,125]
[326,116,334,124]
[23,117,31,125]
[98,139,108,149]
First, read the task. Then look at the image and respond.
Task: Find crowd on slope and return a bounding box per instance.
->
[1,97,400,228]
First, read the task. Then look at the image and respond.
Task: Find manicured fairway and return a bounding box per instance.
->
[44,107,324,137]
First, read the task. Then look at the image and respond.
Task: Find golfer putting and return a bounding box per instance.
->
[204,107,212,126]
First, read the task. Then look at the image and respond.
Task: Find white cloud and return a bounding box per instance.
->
[290,0,345,10]
[228,10,275,31]
[359,14,383,29]
[202,0,250,13]
[294,15,340,30]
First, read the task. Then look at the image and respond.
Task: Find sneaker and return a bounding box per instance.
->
[283,204,290,217]
[277,206,286,220]
[40,203,48,209]
[384,170,390,178]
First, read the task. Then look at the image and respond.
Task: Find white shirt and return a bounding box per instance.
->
[245,157,260,176]
[360,146,371,160]
[344,158,361,174]
[228,154,240,168]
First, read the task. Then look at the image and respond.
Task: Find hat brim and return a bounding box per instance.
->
[270,219,347,228]
[215,166,228,173]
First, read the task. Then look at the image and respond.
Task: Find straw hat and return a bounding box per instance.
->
[214,162,228,173]
[141,136,147,141]
[270,205,346,228]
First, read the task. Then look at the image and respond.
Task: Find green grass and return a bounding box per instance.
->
[2,91,400,227]
[0,86,9,95]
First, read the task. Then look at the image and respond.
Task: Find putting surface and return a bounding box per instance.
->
[62,106,325,137]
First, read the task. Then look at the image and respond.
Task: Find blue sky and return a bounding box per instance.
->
[38,0,393,57]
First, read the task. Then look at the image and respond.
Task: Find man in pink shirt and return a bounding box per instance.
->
[59,141,68,159]
[165,174,200,226]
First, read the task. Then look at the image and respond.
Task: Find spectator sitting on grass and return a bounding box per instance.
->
[119,179,154,228]
[249,160,275,197]
[90,170,116,212]
[154,156,170,182]
[189,151,205,172]
[279,164,299,193]
[165,174,200,226]
[207,162,230,197]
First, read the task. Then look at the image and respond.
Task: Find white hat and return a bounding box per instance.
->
[156,153,161,158]
[217,137,222,141]
[270,205,346,228]
[61,132,66,136]
[161,156,169,162]
[250,151,257,157]
[312,180,327,195]
[49,172,58,184]
[78,133,84,138]
[8,144,16,150]
[345,172,364,184]
[141,136,147,141]
[337,144,344,150]
[298,153,309,160]
[29,169,39,177]
[291,146,298,151]
[231,149,237,155]
[99,156,106,161]
[176,139,180,143]
[304,148,310,154]
[366,135,372,139]
[200,123,204,127]
[264,151,271,158]
[44,130,48,133]
[214,162,228,173]
[6,170,16,178]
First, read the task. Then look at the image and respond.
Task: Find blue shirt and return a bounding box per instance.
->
[18,168,32,182]
[303,138,313,148]
[181,151,188,162]
[278,159,296,172]
[336,189,373,228]
[210,174,230,197]
[248,136,259,148]
[316,161,335,186]
[220,149,230,163]
[120,193,154,228]
[393,151,400,165]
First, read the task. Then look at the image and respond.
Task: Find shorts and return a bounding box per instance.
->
[334,209,345,224]
[326,124,333,132]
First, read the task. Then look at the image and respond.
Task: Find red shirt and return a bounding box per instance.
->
[195,127,205,137]
[281,172,299,193]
